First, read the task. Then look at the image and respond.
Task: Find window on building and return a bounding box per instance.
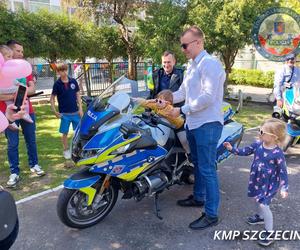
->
[13,1,24,11]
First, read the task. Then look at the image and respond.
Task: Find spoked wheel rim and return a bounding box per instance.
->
[66,187,115,226]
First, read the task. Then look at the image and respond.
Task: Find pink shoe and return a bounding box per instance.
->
[8,122,19,131]
[23,113,33,123]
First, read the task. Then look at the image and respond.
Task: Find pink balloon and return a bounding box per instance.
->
[0,59,32,89]
[0,111,9,133]
[0,53,4,67]
[1,60,32,79]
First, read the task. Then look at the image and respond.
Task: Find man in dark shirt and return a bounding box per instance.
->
[50,63,83,160]
[149,51,184,100]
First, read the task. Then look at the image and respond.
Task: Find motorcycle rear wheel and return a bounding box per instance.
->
[57,184,118,229]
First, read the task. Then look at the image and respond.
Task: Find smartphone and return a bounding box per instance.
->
[14,85,27,112]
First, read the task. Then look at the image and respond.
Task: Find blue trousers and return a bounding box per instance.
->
[5,114,38,175]
[186,121,223,218]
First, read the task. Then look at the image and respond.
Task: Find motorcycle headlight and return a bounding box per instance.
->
[111,144,130,155]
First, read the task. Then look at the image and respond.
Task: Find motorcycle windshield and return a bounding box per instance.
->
[79,76,150,136]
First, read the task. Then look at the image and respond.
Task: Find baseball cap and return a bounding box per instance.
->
[285,53,296,61]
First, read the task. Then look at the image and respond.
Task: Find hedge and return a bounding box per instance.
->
[228,69,274,88]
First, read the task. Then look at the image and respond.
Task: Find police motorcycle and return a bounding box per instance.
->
[272,84,300,151]
[56,76,244,229]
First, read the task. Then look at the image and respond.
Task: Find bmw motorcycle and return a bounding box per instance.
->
[56,76,244,229]
[272,85,300,151]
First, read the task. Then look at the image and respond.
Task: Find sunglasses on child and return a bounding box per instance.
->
[259,129,278,139]
[155,99,170,105]
[155,99,163,104]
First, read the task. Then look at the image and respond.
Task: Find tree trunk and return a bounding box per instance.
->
[82,57,91,97]
[108,59,113,84]
[221,48,238,96]
[127,49,136,80]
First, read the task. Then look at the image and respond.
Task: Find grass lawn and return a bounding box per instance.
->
[232,102,273,129]
[0,104,76,200]
[0,101,273,200]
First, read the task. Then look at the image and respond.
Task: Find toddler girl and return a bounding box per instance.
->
[223,118,288,247]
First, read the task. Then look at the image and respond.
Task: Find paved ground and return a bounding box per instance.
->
[11,130,300,250]
[228,85,273,103]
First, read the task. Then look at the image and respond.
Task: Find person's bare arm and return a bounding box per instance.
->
[0,93,14,102]
[50,95,61,118]
[27,80,36,96]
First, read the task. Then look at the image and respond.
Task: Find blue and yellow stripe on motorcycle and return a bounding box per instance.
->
[117,162,151,181]
[76,134,141,166]
[79,186,97,206]
[90,147,167,181]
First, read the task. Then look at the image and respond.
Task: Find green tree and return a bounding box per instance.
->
[15,9,80,61]
[188,0,279,92]
[94,26,126,83]
[280,0,300,13]
[78,0,148,80]
[138,0,187,64]
[0,5,24,45]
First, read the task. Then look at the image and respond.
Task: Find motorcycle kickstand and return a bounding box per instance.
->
[154,193,163,220]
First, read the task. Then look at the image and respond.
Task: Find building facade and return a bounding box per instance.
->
[7,0,61,12]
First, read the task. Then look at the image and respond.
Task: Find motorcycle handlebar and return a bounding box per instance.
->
[156,118,176,130]
[134,112,176,130]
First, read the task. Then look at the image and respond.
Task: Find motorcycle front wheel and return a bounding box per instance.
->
[57,184,118,229]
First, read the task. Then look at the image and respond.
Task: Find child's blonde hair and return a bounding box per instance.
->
[0,45,12,57]
[56,63,68,72]
[261,118,286,147]
[157,89,173,104]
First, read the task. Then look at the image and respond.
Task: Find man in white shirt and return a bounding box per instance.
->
[274,53,300,108]
[168,26,225,230]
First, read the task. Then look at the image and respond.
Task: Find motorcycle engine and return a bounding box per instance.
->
[132,171,169,201]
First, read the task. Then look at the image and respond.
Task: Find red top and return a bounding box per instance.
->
[0,74,35,114]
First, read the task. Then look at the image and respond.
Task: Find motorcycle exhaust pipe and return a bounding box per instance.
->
[144,172,169,194]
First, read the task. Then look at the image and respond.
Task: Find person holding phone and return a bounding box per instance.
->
[0,46,33,130]
[0,40,45,188]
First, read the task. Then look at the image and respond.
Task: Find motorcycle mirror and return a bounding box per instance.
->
[108,92,130,112]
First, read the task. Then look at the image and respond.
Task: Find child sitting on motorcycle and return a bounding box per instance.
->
[134,89,190,154]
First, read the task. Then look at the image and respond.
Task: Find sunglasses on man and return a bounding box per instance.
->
[180,40,198,49]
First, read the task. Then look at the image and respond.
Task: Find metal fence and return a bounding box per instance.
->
[34,62,150,98]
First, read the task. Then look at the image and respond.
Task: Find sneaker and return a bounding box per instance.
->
[30,164,45,176]
[258,230,274,246]
[8,122,19,131]
[63,150,71,160]
[22,113,33,123]
[247,214,264,225]
[7,174,20,187]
